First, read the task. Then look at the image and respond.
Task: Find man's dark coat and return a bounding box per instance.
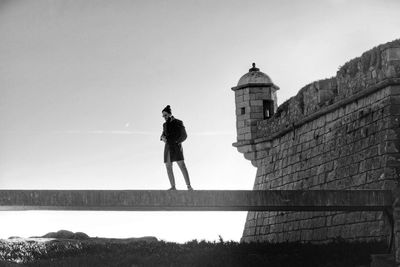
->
[161,116,187,163]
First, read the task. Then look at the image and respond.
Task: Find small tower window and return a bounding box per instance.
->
[240,107,246,115]
[263,100,274,119]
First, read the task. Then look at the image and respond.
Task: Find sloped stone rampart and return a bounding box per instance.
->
[241,39,400,244]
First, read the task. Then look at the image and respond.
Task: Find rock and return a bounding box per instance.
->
[71,232,90,240]
[8,236,21,239]
[125,236,158,243]
[41,230,90,240]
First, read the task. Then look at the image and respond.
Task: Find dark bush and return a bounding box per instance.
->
[0,238,388,267]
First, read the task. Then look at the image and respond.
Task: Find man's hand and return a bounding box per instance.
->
[161,136,167,143]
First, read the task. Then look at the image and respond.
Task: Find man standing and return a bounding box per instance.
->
[160,105,193,190]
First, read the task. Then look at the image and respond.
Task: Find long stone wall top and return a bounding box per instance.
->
[257,39,400,140]
[0,190,392,211]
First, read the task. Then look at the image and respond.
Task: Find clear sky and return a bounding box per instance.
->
[0,0,399,242]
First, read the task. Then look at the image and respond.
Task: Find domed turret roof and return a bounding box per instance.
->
[237,63,273,88]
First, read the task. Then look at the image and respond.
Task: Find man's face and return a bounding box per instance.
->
[162,111,171,121]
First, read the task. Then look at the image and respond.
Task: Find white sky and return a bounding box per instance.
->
[0,0,399,242]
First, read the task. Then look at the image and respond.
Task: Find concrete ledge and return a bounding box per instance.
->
[0,190,392,211]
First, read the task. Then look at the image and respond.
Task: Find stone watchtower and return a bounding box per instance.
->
[231,63,279,142]
[231,63,279,164]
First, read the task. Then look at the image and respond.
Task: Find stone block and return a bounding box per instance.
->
[236,120,245,128]
[350,163,359,176]
[244,133,252,140]
[249,87,269,94]
[383,179,397,189]
[235,95,244,103]
[346,212,361,224]
[389,85,400,96]
[332,213,346,225]
[326,215,333,226]
[246,219,256,228]
[236,90,244,96]
[248,227,256,236]
[341,224,352,238]
[311,217,326,228]
[301,229,313,241]
[244,152,257,161]
[250,106,263,113]
[370,254,395,267]
[250,100,263,106]
[237,113,251,120]
[250,113,264,119]
[238,127,251,135]
[385,47,400,61]
[326,171,336,183]
[364,181,384,189]
[327,226,342,238]
[360,211,376,222]
[256,92,271,99]
[237,134,245,141]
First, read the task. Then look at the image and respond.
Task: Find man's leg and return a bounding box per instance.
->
[177,160,192,189]
[165,150,176,189]
[165,162,176,188]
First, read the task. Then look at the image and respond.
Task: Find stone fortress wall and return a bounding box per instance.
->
[234,39,400,243]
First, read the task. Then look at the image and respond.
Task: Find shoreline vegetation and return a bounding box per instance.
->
[0,230,388,267]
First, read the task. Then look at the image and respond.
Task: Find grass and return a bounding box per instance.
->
[0,237,388,267]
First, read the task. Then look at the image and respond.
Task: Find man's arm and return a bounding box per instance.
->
[175,120,187,143]
[160,123,167,142]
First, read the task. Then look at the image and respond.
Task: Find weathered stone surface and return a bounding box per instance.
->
[236,39,400,244]
[0,190,391,211]
[370,254,395,267]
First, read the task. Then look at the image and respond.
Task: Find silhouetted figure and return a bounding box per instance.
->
[160,105,193,190]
